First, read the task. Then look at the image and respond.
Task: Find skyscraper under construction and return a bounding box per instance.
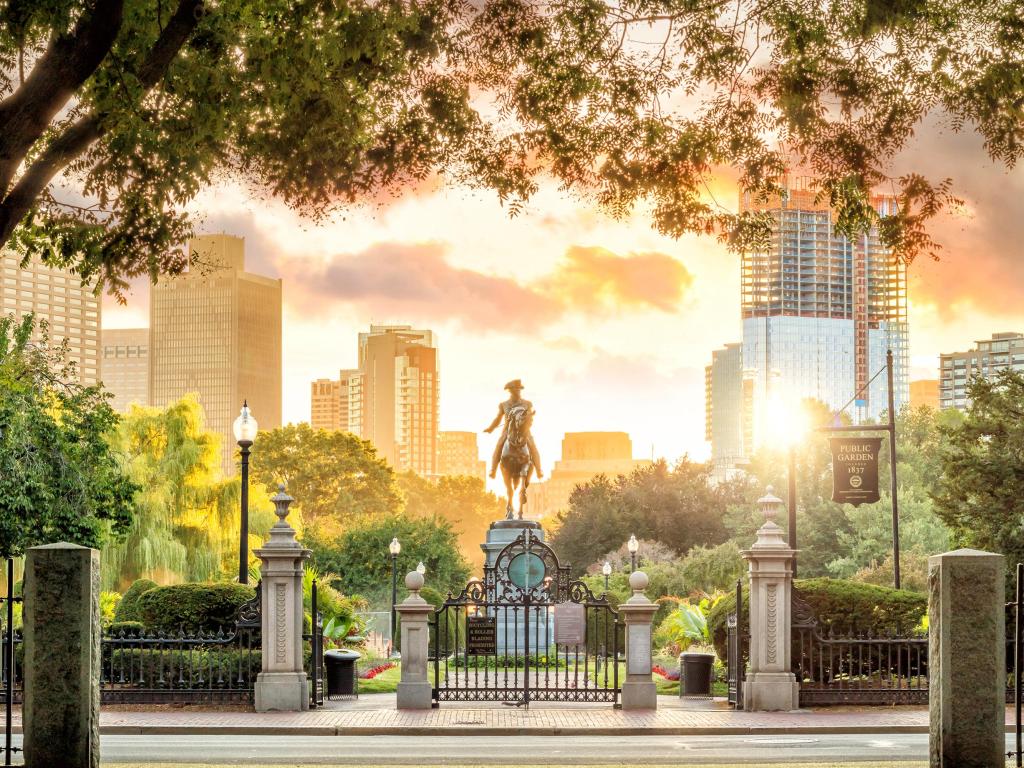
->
[706,177,908,471]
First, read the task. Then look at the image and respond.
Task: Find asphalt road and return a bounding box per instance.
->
[6,732,1007,765]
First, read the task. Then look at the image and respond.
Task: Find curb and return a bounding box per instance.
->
[86,724,942,736]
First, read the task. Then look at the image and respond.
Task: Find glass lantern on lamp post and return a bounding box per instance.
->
[627,534,639,572]
[232,401,257,585]
[602,560,612,593]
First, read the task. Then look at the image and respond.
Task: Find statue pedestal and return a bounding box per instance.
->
[481,520,554,655]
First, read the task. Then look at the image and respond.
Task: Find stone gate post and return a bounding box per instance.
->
[929,549,1005,768]
[254,485,311,712]
[618,570,658,710]
[23,543,100,768]
[742,488,799,712]
[396,570,434,709]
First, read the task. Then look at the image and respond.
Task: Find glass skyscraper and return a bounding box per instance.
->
[706,177,908,467]
[741,178,908,445]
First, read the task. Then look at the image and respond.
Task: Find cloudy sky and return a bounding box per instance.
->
[102,119,1024,477]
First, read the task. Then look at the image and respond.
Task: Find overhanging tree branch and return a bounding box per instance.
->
[0,0,206,250]
[0,0,126,197]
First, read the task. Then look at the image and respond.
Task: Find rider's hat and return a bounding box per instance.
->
[504,379,524,391]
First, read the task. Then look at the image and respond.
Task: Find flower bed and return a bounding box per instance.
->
[652,663,679,681]
[359,662,396,680]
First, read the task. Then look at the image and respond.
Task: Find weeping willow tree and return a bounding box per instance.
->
[102,394,276,591]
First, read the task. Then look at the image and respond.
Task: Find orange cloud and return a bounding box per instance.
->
[539,245,693,313]
[284,242,693,332]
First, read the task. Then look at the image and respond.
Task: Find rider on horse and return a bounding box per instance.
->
[484,379,543,480]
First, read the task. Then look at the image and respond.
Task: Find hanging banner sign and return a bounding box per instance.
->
[829,437,883,506]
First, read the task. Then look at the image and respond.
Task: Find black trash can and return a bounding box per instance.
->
[680,652,715,697]
[325,649,361,699]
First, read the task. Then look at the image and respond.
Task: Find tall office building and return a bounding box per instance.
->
[740,178,908,445]
[310,369,361,432]
[939,332,1024,411]
[150,234,282,475]
[909,379,939,409]
[0,252,101,384]
[438,431,486,480]
[358,325,439,476]
[704,343,752,476]
[101,328,150,411]
[529,432,652,520]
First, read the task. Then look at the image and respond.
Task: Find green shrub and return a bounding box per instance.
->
[708,578,928,660]
[107,621,145,636]
[114,579,157,623]
[137,583,256,633]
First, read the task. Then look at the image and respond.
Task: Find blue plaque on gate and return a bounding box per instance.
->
[507,552,546,589]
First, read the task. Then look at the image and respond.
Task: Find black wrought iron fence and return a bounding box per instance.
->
[101,627,260,703]
[792,627,928,704]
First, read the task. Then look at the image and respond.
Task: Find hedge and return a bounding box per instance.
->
[137,583,256,633]
[708,578,928,660]
[114,579,158,623]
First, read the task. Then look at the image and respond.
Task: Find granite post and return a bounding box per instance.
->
[396,570,434,709]
[742,487,799,712]
[254,485,312,712]
[23,543,100,768]
[929,549,1005,768]
[618,570,658,710]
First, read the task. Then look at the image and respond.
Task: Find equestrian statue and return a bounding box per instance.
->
[484,379,543,520]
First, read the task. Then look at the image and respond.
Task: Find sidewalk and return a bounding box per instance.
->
[7,695,1018,736]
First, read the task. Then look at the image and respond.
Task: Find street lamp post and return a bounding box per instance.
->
[602,560,612,593]
[788,444,797,578]
[389,537,401,656]
[416,561,426,575]
[628,534,639,572]
[232,401,258,585]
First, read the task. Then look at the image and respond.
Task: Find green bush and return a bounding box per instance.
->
[114,579,157,622]
[107,621,145,636]
[137,583,256,633]
[708,578,928,660]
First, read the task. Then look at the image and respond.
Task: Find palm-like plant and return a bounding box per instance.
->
[657,596,717,654]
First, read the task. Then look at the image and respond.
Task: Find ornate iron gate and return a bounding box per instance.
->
[431,528,621,706]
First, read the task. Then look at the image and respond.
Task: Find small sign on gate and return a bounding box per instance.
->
[554,602,586,647]
[466,615,497,655]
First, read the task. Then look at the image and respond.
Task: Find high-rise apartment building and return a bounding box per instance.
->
[741,179,907,440]
[149,234,282,475]
[0,252,101,384]
[939,332,1024,411]
[529,432,652,520]
[101,328,150,411]
[438,431,486,480]
[310,369,361,432]
[357,325,438,476]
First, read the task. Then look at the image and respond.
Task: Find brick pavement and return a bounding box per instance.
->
[6,695,1017,736]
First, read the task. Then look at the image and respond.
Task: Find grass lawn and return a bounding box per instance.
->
[355,664,401,694]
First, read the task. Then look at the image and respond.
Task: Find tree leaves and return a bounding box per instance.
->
[0,313,136,559]
[1,0,1021,283]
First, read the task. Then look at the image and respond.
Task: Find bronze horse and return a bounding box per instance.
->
[499,404,535,519]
